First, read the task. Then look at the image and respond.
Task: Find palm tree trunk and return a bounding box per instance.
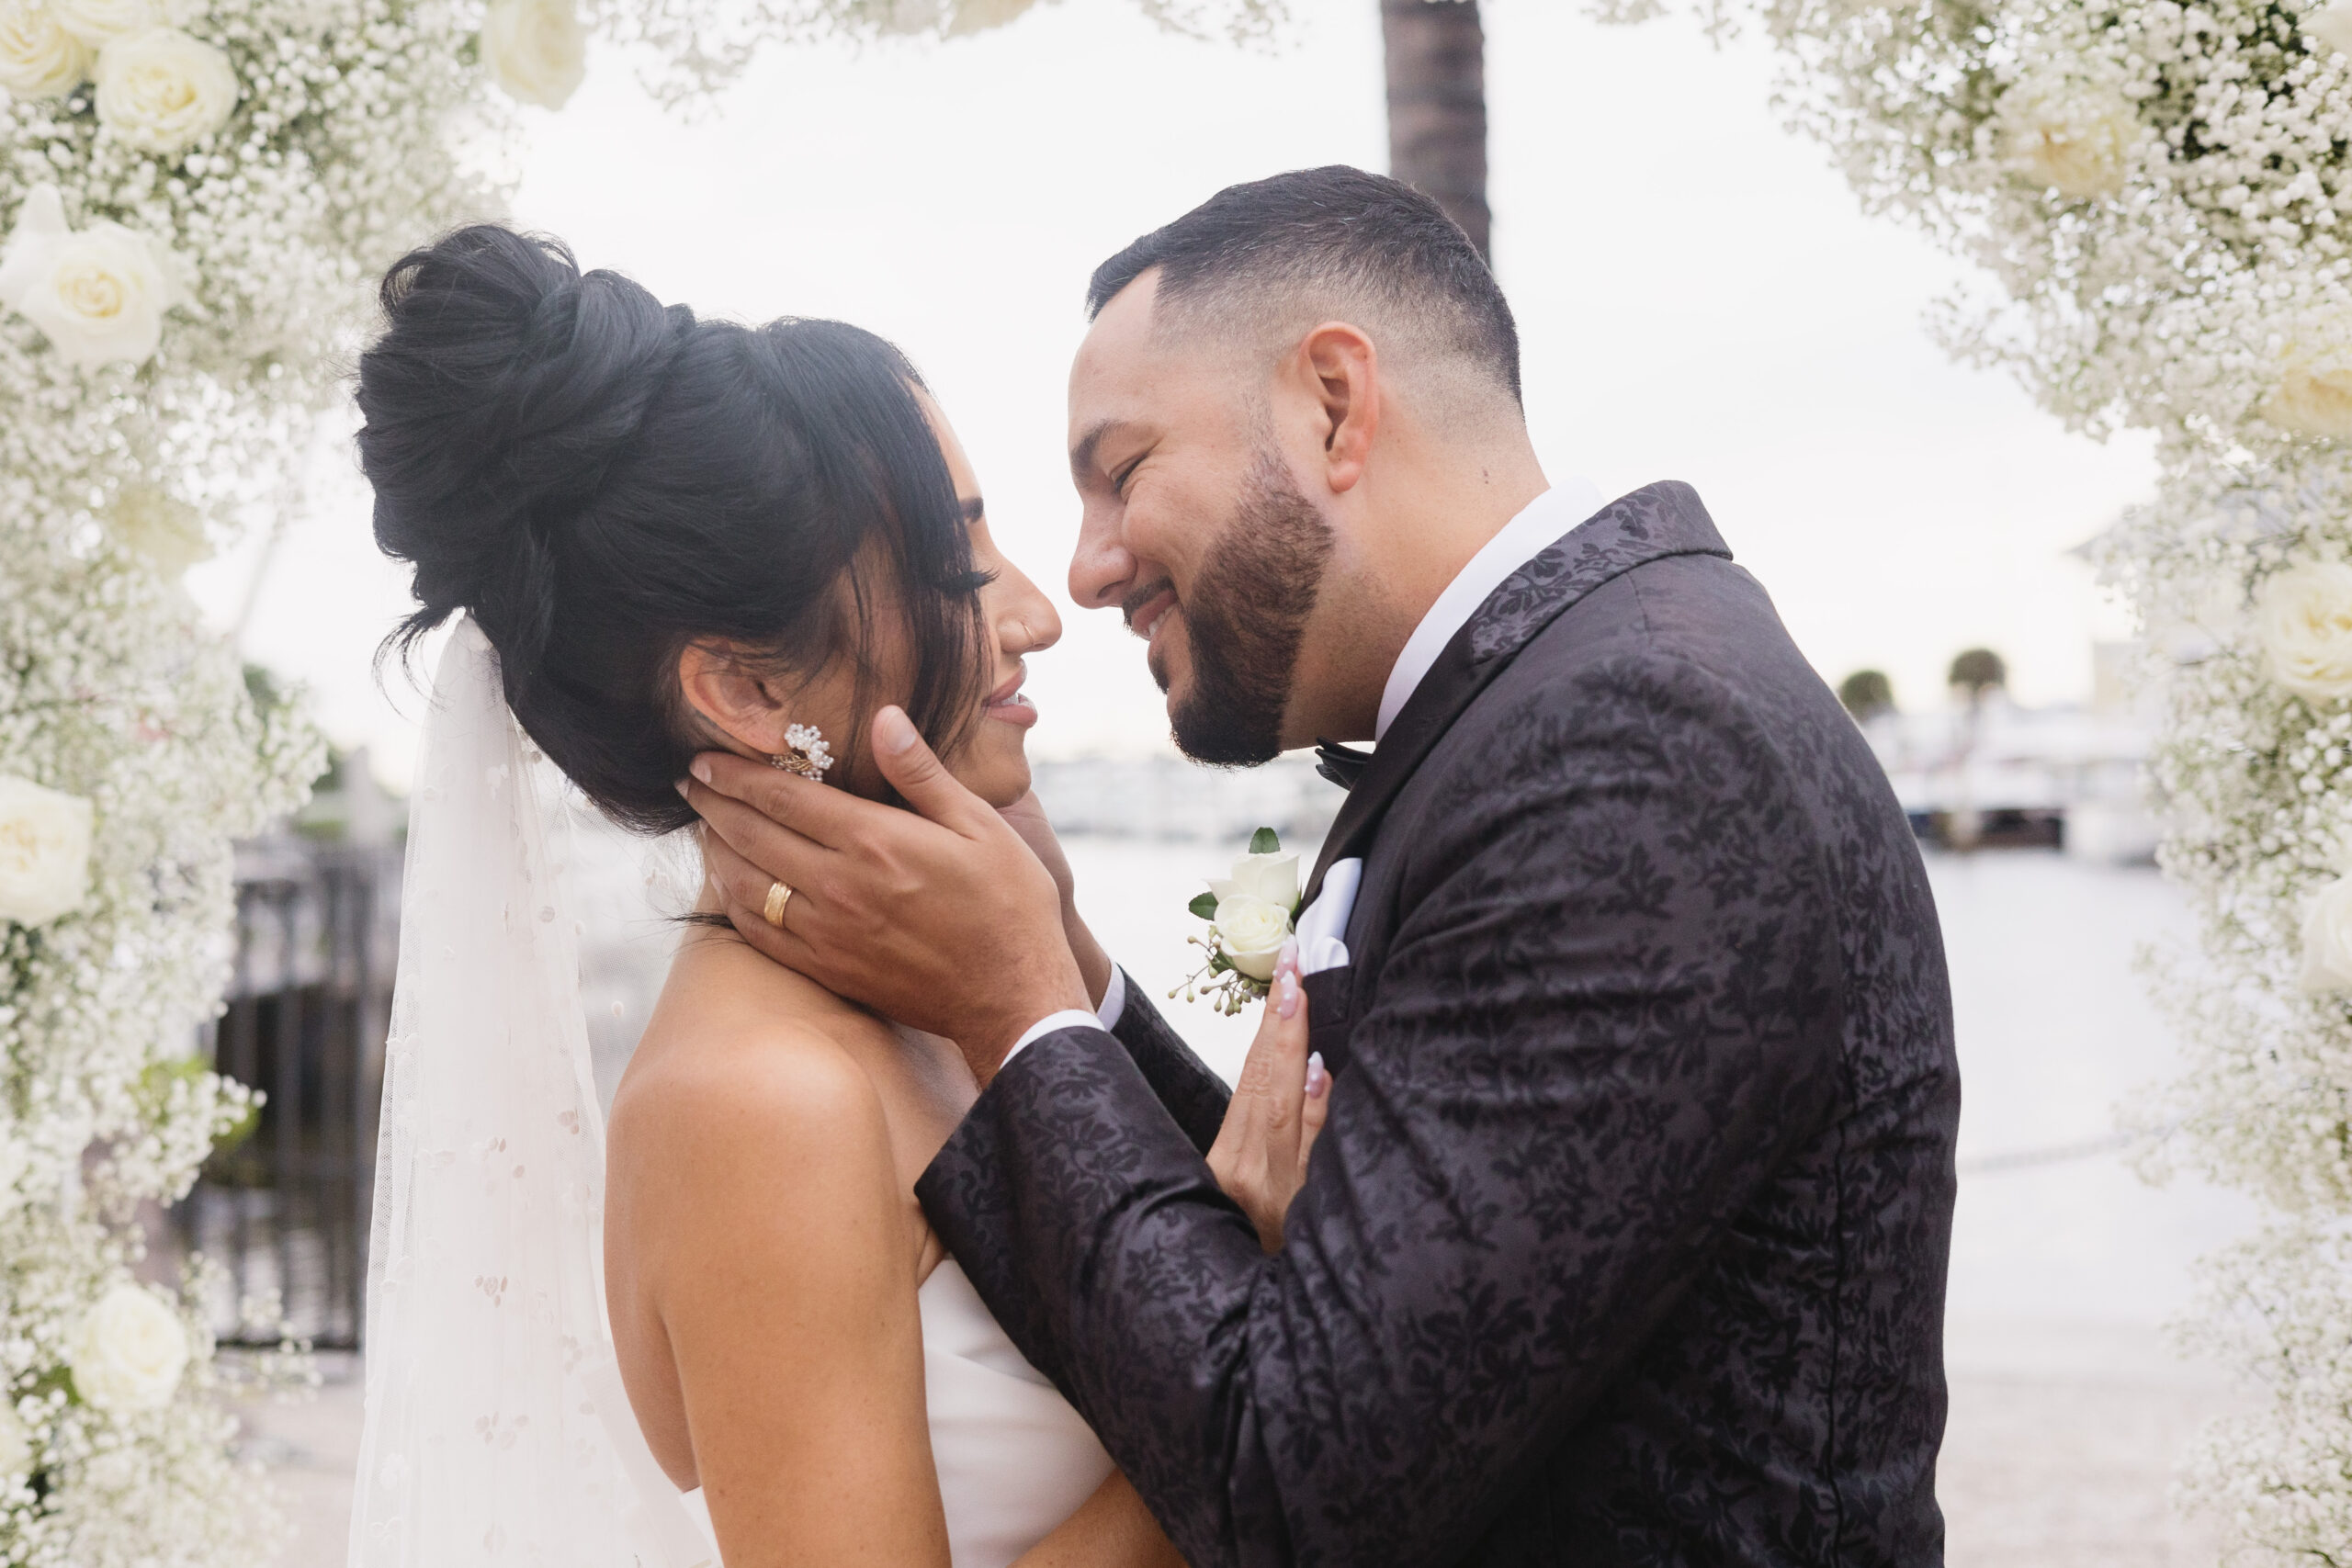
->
[1381,0,1490,259]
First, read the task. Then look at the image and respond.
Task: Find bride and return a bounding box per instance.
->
[343,225,1307,1567]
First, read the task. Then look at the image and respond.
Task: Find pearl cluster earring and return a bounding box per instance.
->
[769,723,835,783]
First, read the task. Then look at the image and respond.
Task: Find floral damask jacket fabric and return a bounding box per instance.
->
[917,482,1960,1568]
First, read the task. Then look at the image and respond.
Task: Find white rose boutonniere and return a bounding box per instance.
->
[0,0,94,99]
[69,1284,188,1412]
[0,773,93,928]
[480,0,585,110]
[2257,561,2352,705]
[0,185,191,370]
[94,27,238,155]
[0,1400,28,1483]
[1178,828,1301,1012]
[1999,77,2139,199]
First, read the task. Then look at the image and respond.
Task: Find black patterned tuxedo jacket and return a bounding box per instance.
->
[916,481,1960,1568]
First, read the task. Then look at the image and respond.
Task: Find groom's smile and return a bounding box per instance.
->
[1121,578,1181,683]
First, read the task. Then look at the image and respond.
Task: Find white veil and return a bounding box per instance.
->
[349,618,713,1568]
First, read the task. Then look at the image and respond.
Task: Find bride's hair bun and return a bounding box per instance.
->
[355,225,988,833]
[358,225,691,703]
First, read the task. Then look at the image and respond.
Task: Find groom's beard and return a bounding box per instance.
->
[1155,455,1334,767]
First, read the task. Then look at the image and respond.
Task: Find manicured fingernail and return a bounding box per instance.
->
[690,756,713,784]
[1275,936,1300,979]
[1276,969,1301,1019]
[1305,1053,1329,1097]
[876,706,919,754]
[673,779,690,800]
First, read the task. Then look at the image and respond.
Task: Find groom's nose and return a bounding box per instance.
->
[1068,503,1135,612]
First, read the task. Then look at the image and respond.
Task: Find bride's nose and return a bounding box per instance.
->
[994,570,1062,659]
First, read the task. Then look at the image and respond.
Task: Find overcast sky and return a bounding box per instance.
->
[188,0,2156,786]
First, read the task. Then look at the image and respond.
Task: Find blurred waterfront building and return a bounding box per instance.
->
[1861,641,2158,863]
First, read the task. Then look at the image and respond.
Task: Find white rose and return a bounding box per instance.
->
[0,1401,28,1483]
[107,484,209,573]
[51,0,154,45]
[2000,79,2138,199]
[2262,339,2352,440]
[480,0,583,110]
[1208,849,1300,911]
[69,1284,187,1412]
[2308,0,2352,55]
[0,0,93,98]
[1214,894,1294,983]
[94,28,237,155]
[0,773,93,928]
[2301,874,2352,991]
[2257,562,2352,704]
[0,185,189,370]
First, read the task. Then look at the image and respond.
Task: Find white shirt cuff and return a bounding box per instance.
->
[1001,970,1125,1068]
[1096,964,1127,1032]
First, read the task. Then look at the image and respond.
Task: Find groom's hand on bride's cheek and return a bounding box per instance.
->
[681,707,1091,1081]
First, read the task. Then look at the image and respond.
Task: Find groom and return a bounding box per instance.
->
[684,166,1959,1566]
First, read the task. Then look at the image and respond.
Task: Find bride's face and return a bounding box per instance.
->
[911,391,1062,808]
[677,392,1060,811]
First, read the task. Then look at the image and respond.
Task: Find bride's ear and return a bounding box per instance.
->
[676,642,794,759]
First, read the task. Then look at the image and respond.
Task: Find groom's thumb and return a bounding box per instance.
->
[873,705,978,828]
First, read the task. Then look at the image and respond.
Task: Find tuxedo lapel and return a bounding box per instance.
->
[1302,480,1732,906]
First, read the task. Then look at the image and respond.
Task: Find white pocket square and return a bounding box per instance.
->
[1295,857,1361,976]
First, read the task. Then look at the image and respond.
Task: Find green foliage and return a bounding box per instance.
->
[1947,648,2007,694]
[1249,826,1282,854]
[1838,668,1896,720]
[1188,891,1220,920]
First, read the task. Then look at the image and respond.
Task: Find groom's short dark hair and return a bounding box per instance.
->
[1086,166,1522,409]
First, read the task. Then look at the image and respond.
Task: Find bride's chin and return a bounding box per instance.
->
[963,735,1034,811]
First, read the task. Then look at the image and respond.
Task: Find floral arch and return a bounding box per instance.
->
[0,0,2347,1557]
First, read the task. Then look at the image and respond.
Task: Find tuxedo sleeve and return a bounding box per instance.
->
[1103,968,1230,1155]
[916,658,1848,1568]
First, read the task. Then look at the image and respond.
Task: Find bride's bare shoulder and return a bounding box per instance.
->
[606,927,899,1183]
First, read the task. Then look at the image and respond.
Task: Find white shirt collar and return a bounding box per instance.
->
[1374,478,1606,740]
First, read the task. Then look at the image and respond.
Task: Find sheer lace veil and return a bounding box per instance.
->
[349,618,711,1568]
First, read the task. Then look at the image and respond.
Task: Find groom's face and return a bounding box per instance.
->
[1066,276,1336,764]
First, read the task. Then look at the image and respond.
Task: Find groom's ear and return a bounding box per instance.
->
[1299,322,1378,496]
[676,641,792,758]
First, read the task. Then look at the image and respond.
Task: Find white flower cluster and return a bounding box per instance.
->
[1617,0,2352,1548]
[597,0,1286,108]
[0,0,497,1551]
[0,528,320,1565]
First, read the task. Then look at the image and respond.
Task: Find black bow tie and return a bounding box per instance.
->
[1314,739,1372,792]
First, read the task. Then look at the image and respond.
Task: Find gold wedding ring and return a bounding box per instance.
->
[762,879,794,928]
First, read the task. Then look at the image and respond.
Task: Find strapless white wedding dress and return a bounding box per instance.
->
[680,1259,1114,1567]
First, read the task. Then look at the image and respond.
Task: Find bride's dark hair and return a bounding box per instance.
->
[356,224,989,833]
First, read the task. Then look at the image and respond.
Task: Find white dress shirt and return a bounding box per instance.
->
[1004,478,1608,1063]
[1374,479,1604,740]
